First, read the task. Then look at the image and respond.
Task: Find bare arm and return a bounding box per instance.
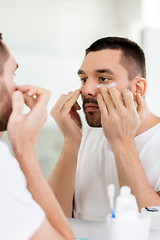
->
[7,86,75,240]
[48,141,80,217]
[49,90,82,217]
[111,140,160,209]
[97,87,160,210]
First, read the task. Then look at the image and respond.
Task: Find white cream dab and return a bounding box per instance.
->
[97,82,116,89]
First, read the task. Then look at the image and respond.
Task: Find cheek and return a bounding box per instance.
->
[81,93,85,102]
[7,82,17,95]
[115,79,130,92]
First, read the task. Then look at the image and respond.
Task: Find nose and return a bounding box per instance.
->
[82,79,99,97]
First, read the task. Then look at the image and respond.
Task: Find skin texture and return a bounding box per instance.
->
[1,42,75,240]
[49,48,160,217]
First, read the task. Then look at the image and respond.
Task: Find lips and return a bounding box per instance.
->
[84,103,99,112]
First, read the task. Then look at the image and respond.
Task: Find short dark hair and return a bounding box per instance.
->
[86,37,146,80]
[0,33,9,74]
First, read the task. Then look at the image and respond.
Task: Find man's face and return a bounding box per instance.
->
[78,49,133,127]
[0,46,17,131]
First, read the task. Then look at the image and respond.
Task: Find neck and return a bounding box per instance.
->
[136,108,160,136]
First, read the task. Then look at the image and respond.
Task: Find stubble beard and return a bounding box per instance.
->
[83,97,102,127]
[0,83,12,131]
[85,111,102,127]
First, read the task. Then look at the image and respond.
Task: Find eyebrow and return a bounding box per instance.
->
[77,69,85,75]
[77,68,115,75]
[95,68,114,75]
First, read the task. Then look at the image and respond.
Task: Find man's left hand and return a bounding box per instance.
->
[97,86,146,146]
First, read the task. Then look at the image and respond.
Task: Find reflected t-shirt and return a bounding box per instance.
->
[74,123,160,221]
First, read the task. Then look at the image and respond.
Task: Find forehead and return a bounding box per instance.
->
[79,49,124,73]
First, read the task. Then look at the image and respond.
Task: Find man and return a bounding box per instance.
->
[49,37,160,222]
[0,33,75,239]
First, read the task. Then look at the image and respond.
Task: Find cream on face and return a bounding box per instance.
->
[97,82,116,89]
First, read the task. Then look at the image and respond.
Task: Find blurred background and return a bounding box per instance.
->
[1,0,160,179]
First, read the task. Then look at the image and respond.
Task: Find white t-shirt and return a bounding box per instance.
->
[74,124,160,221]
[0,140,45,240]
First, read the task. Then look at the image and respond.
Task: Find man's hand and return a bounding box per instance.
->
[7,85,50,154]
[97,87,146,145]
[50,89,82,144]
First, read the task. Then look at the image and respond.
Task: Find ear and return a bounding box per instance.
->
[132,77,147,97]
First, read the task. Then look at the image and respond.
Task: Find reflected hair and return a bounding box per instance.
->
[0,33,9,74]
[85,37,146,80]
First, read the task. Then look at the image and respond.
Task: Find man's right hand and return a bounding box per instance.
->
[7,85,50,155]
[50,89,82,144]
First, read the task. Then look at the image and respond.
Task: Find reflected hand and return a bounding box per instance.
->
[50,89,82,144]
[97,87,146,145]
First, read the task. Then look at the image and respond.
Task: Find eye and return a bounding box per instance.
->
[99,77,110,82]
[80,78,87,83]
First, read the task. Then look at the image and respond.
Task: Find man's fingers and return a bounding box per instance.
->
[16,84,45,96]
[62,91,80,114]
[122,89,135,109]
[72,101,81,111]
[11,91,24,117]
[52,92,75,113]
[26,87,50,115]
[16,85,51,106]
[108,87,124,110]
[16,85,30,93]
[97,94,108,116]
[99,87,115,114]
[51,90,81,118]
[24,94,36,109]
[136,93,145,108]
[17,85,51,122]
[136,93,146,120]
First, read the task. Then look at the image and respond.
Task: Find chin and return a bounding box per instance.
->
[85,112,102,128]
